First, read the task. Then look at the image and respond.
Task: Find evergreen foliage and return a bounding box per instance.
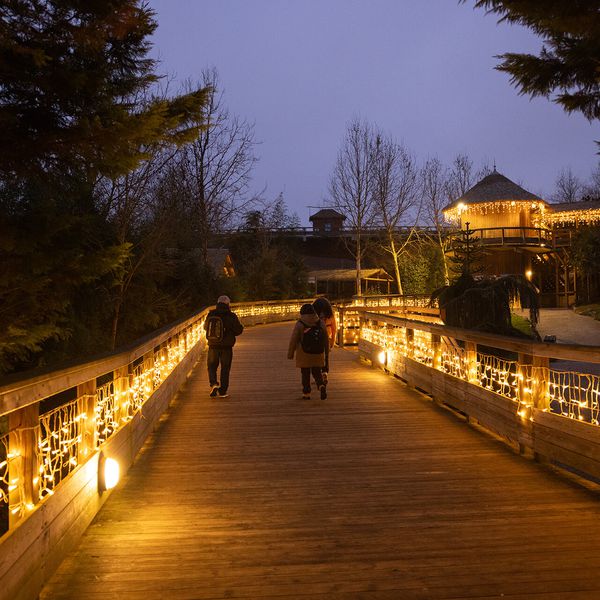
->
[431,273,539,338]
[0,1,210,374]
[470,1,600,133]
[448,223,486,278]
[0,0,209,183]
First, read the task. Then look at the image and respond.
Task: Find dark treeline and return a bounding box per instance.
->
[0,1,306,376]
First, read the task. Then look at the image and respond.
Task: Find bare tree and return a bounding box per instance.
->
[329,119,377,295]
[553,167,583,203]
[445,154,475,203]
[584,162,600,199]
[372,133,420,294]
[421,157,452,285]
[177,68,258,265]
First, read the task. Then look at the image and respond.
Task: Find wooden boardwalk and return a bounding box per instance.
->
[41,322,600,600]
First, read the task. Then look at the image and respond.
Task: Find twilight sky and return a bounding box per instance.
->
[149,0,598,224]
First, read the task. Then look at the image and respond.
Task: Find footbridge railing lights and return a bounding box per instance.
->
[359,312,600,483]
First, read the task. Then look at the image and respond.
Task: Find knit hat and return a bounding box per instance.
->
[300,303,316,315]
[217,295,230,305]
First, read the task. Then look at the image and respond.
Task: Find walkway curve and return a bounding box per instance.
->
[41,322,600,599]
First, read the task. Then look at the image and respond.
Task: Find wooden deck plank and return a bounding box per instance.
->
[40,322,600,599]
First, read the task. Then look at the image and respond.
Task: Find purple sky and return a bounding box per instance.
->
[149,0,598,224]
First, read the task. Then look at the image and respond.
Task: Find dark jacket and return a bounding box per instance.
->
[204,302,244,347]
[287,313,329,368]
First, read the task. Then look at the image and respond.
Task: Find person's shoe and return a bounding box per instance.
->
[322,372,328,386]
[218,390,229,398]
[302,392,310,400]
[320,385,327,400]
[209,384,219,397]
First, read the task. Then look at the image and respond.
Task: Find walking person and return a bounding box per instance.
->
[312,296,337,385]
[288,303,329,400]
[204,295,244,398]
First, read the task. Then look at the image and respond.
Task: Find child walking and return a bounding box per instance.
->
[288,304,329,399]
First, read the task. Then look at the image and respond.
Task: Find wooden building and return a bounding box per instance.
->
[443,171,600,308]
[309,208,346,233]
[307,268,393,299]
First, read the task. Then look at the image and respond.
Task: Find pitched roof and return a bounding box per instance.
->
[309,208,346,221]
[307,268,393,282]
[444,171,543,211]
[550,199,600,212]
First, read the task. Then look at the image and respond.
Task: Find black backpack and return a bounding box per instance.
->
[206,315,224,343]
[300,320,326,354]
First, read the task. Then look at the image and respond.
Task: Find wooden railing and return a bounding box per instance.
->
[462,226,553,247]
[359,312,600,481]
[0,299,307,600]
[334,298,439,346]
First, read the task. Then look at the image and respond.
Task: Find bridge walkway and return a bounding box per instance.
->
[41,322,600,599]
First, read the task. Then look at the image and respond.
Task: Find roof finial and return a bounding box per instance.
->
[493,159,497,173]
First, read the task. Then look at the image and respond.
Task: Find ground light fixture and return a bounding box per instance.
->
[98,453,120,492]
[377,350,387,366]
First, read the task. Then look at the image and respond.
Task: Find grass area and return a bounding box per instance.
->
[511,313,535,338]
[574,303,600,321]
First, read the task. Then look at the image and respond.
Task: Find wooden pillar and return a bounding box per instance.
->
[113,366,130,426]
[432,334,442,371]
[531,355,550,412]
[337,307,345,347]
[77,380,97,463]
[517,353,533,413]
[143,350,156,398]
[406,328,414,359]
[8,404,39,528]
[465,341,478,384]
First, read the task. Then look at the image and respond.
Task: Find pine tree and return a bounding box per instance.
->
[469,1,600,127]
[0,1,210,373]
[448,222,486,279]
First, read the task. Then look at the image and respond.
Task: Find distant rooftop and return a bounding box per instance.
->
[309,208,346,221]
[550,199,600,213]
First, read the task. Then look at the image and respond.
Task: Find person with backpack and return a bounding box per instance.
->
[287,303,329,400]
[312,296,337,385]
[204,295,244,398]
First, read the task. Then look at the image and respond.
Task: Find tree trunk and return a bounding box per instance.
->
[389,235,403,295]
[110,284,124,351]
[355,234,362,296]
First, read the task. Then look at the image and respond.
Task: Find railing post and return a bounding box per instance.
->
[531,355,550,412]
[77,379,97,463]
[465,341,478,384]
[432,334,442,371]
[113,366,130,426]
[517,353,534,416]
[8,403,39,528]
[406,328,414,359]
[337,307,345,347]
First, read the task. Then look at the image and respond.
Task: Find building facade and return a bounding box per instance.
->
[443,171,600,307]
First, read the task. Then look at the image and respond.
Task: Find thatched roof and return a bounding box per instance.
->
[308,268,393,282]
[309,208,346,221]
[444,171,543,211]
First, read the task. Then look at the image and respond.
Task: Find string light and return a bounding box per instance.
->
[360,315,600,428]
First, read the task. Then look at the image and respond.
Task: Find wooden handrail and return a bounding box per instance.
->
[364,312,600,363]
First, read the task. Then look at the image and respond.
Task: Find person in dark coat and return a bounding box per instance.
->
[204,295,244,398]
[312,296,337,385]
[287,304,329,400]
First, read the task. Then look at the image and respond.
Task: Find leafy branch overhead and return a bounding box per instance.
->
[468,1,600,126]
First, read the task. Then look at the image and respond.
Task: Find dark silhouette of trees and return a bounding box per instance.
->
[0,1,210,373]
[469,1,600,146]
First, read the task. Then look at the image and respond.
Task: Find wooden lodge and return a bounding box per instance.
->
[443,170,600,307]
